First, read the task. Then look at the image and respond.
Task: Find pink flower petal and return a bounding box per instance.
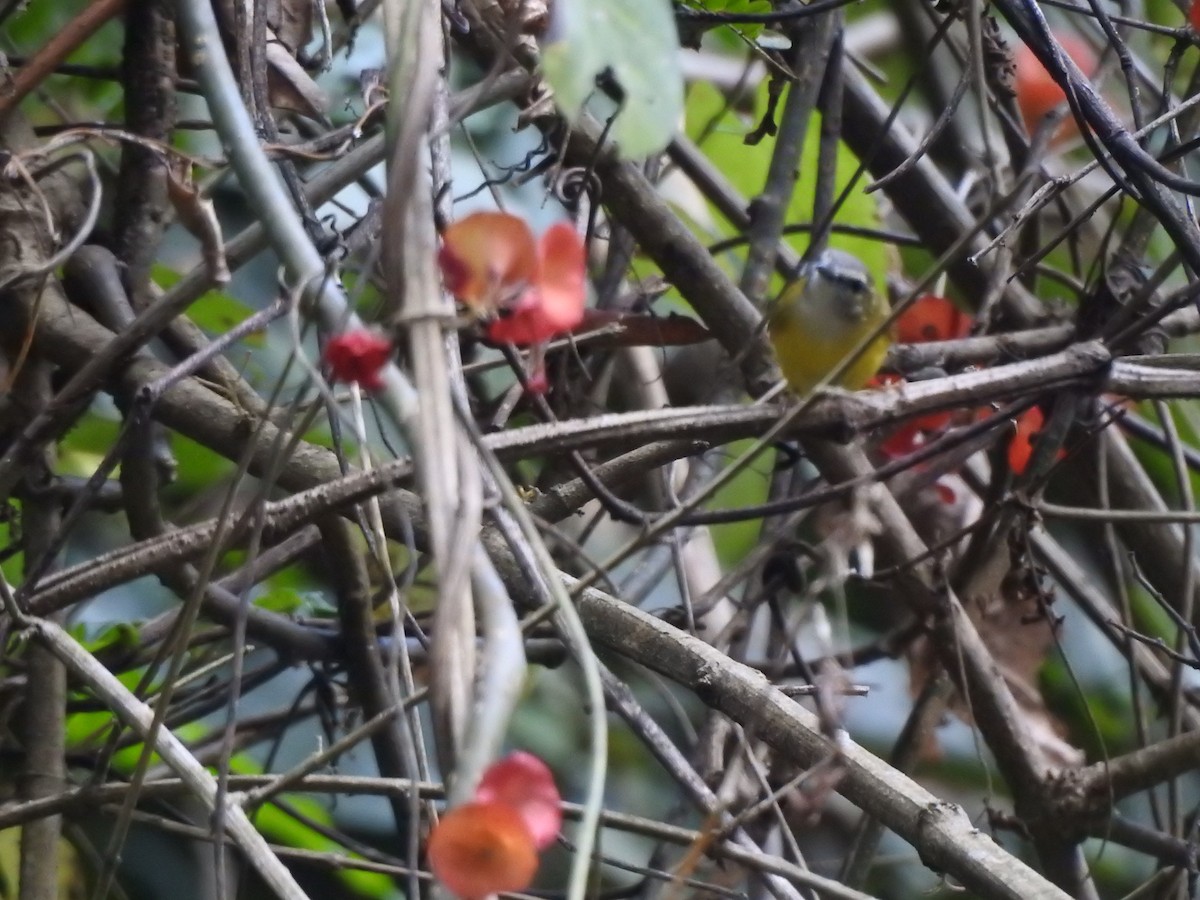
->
[525,360,549,395]
[474,751,563,850]
[484,224,586,347]
[535,222,587,333]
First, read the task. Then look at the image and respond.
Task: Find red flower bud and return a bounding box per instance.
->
[323,329,392,392]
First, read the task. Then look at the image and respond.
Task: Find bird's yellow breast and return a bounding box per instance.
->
[766,262,890,396]
[768,313,889,395]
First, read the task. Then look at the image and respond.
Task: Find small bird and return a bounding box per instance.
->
[766,247,891,395]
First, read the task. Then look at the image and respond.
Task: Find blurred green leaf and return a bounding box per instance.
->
[341,268,387,319]
[65,709,206,769]
[169,431,235,496]
[705,439,770,567]
[229,757,394,899]
[7,1,123,119]
[542,0,683,158]
[695,0,773,44]
[685,80,890,294]
[0,519,21,584]
[255,585,334,617]
[68,621,141,655]
[301,423,338,450]
[153,264,265,347]
[0,826,87,900]
[59,412,121,480]
[1041,657,1136,757]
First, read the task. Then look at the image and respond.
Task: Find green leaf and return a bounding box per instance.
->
[69,621,141,655]
[59,412,121,480]
[255,586,334,617]
[152,264,264,347]
[698,0,774,44]
[227,757,394,899]
[169,431,235,496]
[705,439,769,566]
[541,0,684,158]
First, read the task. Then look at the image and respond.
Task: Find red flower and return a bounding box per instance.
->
[876,297,974,459]
[1191,0,1200,32]
[428,752,562,899]
[1007,406,1067,475]
[323,329,392,391]
[895,295,971,345]
[439,212,587,349]
[878,417,935,460]
[1008,406,1045,475]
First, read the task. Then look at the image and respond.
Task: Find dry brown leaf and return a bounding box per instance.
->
[570,310,712,348]
[166,163,230,286]
[265,0,312,53]
[908,530,1084,771]
[206,0,327,119]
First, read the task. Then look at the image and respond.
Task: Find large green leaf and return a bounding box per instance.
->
[541,0,684,158]
[685,0,774,46]
[684,80,890,293]
[706,438,769,566]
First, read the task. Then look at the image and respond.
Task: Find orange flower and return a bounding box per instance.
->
[438,211,539,312]
[439,212,587,348]
[427,803,538,900]
[428,752,562,899]
[322,329,392,391]
[1014,34,1097,136]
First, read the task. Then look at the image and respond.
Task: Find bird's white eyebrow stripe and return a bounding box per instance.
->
[816,262,870,292]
